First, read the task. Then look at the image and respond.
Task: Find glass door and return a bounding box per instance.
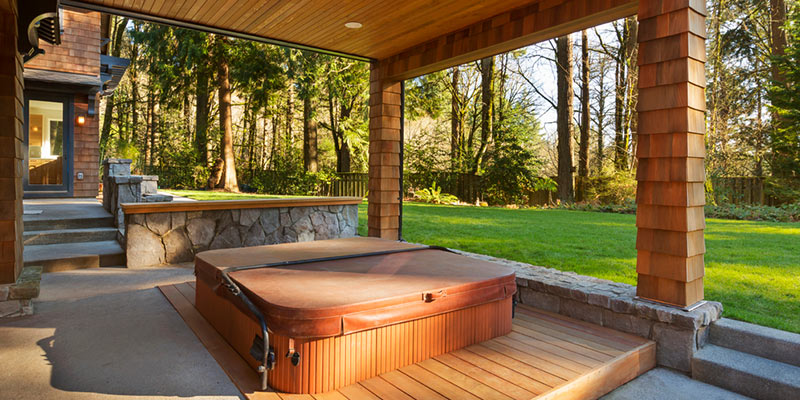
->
[24,93,73,196]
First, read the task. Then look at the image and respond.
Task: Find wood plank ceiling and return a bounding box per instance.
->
[68,0,544,60]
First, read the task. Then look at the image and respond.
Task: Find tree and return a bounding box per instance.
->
[451,67,463,170]
[215,36,238,191]
[474,56,494,173]
[769,2,800,177]
[299,51,321,172]
[99,16,128,160]
[556,35,575,203]
[577,30,591,201]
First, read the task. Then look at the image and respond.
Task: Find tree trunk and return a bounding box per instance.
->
[771,0,788,86]
[147,88,156,167]
[613,23,627,171]
[770,0,788,176]
[474,56,494,173]
[99,16,128,160]
[450,66,462,171]
[130,34,139,145]
[577,30,591,202]
[195,68,210,167]
[285,80,295,159]
[556,35,575,203]
[595,52,608,174]
[217,38,238,192]
[623,17,639,171]
[303,94,318,172]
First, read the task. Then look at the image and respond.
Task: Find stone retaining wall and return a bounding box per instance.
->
[125,204,358,268]
[452,249,722,374]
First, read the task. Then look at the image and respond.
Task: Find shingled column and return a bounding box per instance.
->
[635,0,707,307]
[0,0,24,285]
[367,62,401,239]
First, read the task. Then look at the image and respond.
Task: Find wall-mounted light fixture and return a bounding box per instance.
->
[344,22,362,29]
[76,115,86,126]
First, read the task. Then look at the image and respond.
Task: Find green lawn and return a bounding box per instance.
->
[165,190,800,333]
[356,202,800,334]
[165,189,309,201]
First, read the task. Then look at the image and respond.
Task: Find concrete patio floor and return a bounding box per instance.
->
[0,266,748,399]
[0,267,242,399]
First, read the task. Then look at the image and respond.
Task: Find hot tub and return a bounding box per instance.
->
[195,237,516,394]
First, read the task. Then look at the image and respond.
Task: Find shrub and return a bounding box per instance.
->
[414,183,459,204]
[581,170,637,204]
[551,201,800,222]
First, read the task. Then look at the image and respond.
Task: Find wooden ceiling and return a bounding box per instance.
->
[64,0,549,60]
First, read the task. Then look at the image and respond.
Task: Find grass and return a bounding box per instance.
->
[164,189,800,333]
[356,202,800,334]
[164,189,310,201]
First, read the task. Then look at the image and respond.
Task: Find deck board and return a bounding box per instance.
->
[160,282,655,400]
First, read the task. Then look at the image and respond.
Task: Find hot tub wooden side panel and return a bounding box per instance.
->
[195,278,513,394]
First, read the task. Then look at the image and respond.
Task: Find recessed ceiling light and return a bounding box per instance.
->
[345,22,362,29]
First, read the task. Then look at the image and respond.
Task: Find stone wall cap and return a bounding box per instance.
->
[112,175,143,184]
[102,158,133,165]
[121,197,362,214]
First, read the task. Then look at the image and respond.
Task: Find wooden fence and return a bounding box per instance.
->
[326,173,369,198]
[139,165,794,206]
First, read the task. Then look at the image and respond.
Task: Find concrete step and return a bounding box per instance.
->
[710,318,800,367]
[24,216,114,232]
[23,227,118,246]
[23,241,126,272]
[692,344,800,400]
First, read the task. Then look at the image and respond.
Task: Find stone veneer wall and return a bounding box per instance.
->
[125,205,358,268]
[452,249,722,374]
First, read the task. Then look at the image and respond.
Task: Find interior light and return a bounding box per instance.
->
[345,22,362,29]
[32,126,38,132]
[76,115,86,126]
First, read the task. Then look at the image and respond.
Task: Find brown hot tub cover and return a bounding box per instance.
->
[195,237,516,339]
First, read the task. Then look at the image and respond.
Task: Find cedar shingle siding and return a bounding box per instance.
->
[27,8,102,198]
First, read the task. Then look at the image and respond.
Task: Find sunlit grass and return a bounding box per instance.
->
[358,202,800,333]
[164,189,310,201]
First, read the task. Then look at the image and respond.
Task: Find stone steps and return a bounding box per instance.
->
[23,215,115,231]
[23,241,126,272]
[23,227,118,246]
[692,344,800,400]
[709,318,800,367]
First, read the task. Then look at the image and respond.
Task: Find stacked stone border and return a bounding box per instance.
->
[0,266,42,318]
[451,249,722,373]
[124,204,359,268]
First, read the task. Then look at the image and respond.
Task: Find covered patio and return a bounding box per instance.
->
[0,0,732,399]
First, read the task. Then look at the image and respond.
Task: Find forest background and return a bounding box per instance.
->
[98,0,800,208]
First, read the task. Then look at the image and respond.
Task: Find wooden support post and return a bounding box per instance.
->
[367,62,401,239]
[0,0,24,284]
[635,0,707,307]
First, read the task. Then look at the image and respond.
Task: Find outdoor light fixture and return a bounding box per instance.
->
[344,22,362,29]
[76,115,86,126]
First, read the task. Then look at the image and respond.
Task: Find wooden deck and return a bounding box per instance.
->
[160,282,655,400]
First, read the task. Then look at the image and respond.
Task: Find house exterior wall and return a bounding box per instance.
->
[25,8,102,198]
[25,8,101,77]
[0,0,24,284]
[73,93,100,197]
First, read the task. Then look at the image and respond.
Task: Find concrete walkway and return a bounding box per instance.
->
[602,368,751,400]
[0,267,242,399]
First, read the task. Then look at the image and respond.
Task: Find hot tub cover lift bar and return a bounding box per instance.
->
[218,244,456,391]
